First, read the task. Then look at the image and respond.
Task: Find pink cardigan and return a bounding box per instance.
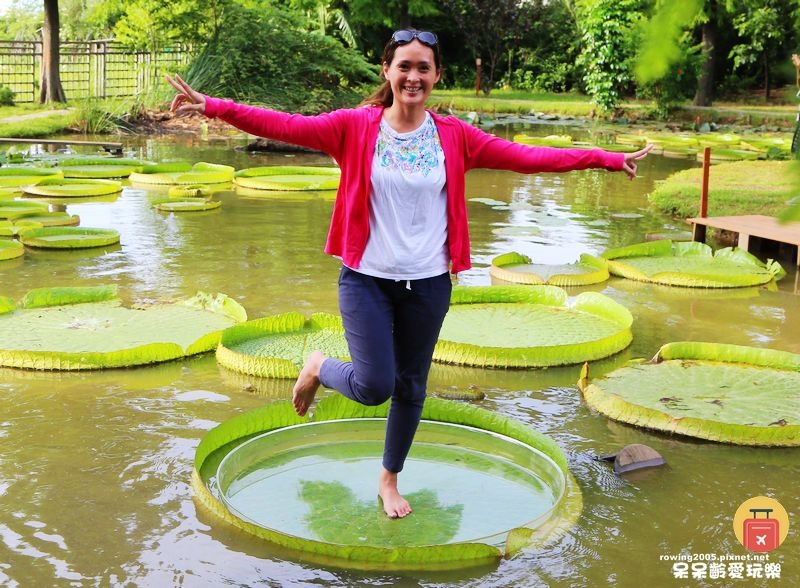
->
[204,98,624,273]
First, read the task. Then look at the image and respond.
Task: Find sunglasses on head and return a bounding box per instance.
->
[391,30,438,47]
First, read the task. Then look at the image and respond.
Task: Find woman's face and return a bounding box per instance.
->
[383,41,441,109]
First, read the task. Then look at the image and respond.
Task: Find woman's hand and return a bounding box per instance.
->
[165,73,206,115]
[622,144,654,180]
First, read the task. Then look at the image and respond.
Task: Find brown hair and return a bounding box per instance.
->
[360,30,442,108]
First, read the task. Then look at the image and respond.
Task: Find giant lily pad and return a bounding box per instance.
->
[0,167,63,187]
[193,394,582,571]
[13,211,80,227]
[0,286,247,370]
[578,341,800,446]
[22,178,123,198]
[55,157,147,178]
[601,240,784,287]
[19,227,120,249]
[129,162,235,185]
[433,286,633,368]
[154,198,222,212]
[216,312,349,378]
[0,200,49,219]
[233,166,340,191]
[490,252,609,286]
[0,239,23,260]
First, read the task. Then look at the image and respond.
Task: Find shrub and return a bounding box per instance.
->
[0,85,15,106]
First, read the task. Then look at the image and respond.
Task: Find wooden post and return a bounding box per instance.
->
[700,147,711,218]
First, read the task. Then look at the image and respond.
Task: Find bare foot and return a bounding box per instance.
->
[292,351,325,416]
[378,468,411,518]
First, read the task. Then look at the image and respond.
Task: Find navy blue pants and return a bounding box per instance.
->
[319,266,452,473]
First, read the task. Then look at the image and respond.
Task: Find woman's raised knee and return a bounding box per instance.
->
[353,377,394,406]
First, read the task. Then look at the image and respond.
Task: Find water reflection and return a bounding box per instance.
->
[300,481,463,547]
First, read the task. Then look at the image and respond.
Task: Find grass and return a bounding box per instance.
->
[0,113,76,138]
[648,160,797,218]
[430,88,597,117]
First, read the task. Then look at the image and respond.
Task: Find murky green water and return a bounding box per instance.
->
[1,126,798,587]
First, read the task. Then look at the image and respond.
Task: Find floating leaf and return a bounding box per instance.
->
[434,286,632,368]
[22,178,123,198]
[193,395,579,570]
[0,288,246,370]
[579,342,800,446]
[18,227,120,249]
[154,198,221,212]
[0,167,63,187]
[601,240,783,287]
[216,312,349,378]
[490,252,609,286]
[0,240,23,260]
[130,162,234,185]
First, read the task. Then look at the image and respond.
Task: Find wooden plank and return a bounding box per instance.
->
[686,214,800,266]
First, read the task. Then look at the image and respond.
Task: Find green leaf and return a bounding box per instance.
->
[601,240,783,287]
[435,286,632,368]
[0,288,244,370]
[193,395,579,569]
[0,239,24,260]
[22,178,123,197]
[491,252,609,286]
[18,227,120,249]
[21,285,118,308]
[580,342,800,446]
[216,312,348,378]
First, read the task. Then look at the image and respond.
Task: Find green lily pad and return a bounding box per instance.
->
[0,167,63,187]
[0,239,23,260]
[700,148,761,163]
[234,165,341,177]
[129,162,234,185]
[601,240,784,287]
[0,200,49,219]
[234,185,337,200]
[50,156,147,178]
[193,394,582,570]
[18,227,120,249]
[0,287,247,370]
[513,134,573,147]
[234,174,340,191]
[13,212,80,227]
[216,312,349,378]
[167,184,211,198]
[490,252,609,286]
[433,286,633,368]
[578,341,800,446]
[154,198,222,212]
[22,178,123,197]
[60,165,141,179]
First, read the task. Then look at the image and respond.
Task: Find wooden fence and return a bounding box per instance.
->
[0,40,191,103]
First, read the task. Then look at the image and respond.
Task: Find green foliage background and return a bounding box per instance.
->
[1,0,799,115]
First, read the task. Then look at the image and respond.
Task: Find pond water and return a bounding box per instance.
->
[1,124,798,587]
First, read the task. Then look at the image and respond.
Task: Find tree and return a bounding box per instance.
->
[440,0,535,95]
[40,0,66,103]
[577,0,644,113]
[727,0,798,100]
[694,0,720,106]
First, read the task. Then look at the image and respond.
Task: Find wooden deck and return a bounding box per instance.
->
[686,214,800,267]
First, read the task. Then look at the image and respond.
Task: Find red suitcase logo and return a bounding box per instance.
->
[743,508,779,552]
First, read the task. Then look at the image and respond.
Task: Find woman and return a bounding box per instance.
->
[167,29,651,519]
